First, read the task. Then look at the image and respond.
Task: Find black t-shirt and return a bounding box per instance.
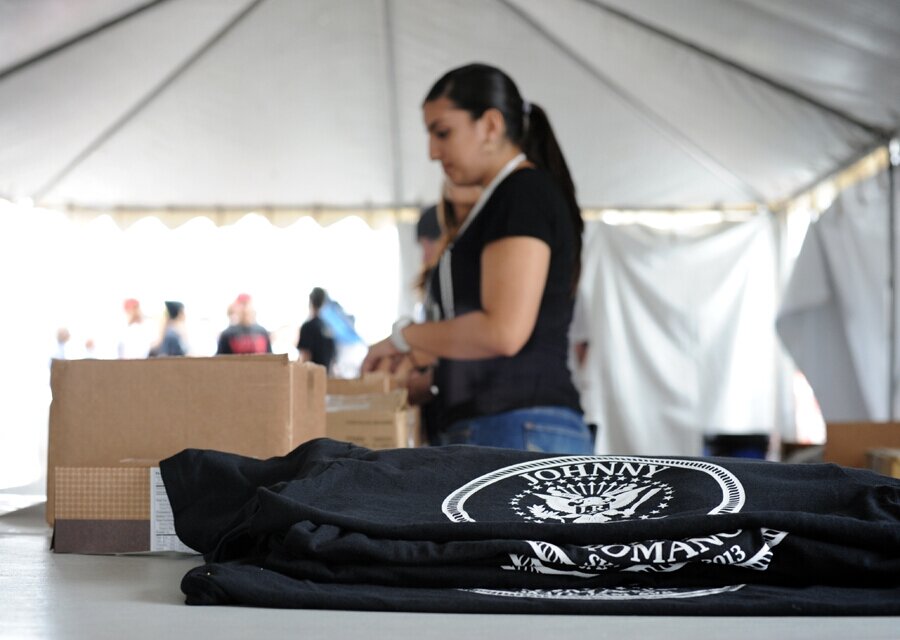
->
[429,168,581,428]
[216,324,272,355]
[161,439,900,614]
[297,317,335,370]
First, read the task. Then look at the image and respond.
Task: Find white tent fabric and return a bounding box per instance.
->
[777,169,899,422]
[581,215,786,456]
[1,1,898,482]
[0,0,898,211]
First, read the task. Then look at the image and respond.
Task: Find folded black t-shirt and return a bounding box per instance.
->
[161,438,900,614]
[181,564,900,615]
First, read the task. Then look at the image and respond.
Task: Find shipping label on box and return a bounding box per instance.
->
[53,466,197,554]
[149,468,194,553]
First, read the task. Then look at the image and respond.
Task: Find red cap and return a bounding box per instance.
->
[123,298,139,311]
[235,293,251,305]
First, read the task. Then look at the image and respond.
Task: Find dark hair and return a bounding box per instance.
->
[414,193,464,294]
[424,63,582,292]
[309,287,328,310]
[416,205,441,241]
[164,300,184,320]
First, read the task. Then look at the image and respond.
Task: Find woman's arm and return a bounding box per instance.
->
[362,236,549,372]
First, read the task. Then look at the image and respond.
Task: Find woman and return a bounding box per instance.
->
[407,179,480,444]
[362,63,591,454]
[414,179,481,321]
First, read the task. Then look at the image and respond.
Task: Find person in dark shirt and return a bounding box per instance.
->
[362,63,590,454]
[416,204,442,271]
[408,184,480,445]
[216,293,272,355]
[156,300,188,356]
[297,287,335,372]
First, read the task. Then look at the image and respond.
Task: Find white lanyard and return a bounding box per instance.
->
[437,152,526,319]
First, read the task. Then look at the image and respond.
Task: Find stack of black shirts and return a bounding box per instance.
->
[160,438,900,614]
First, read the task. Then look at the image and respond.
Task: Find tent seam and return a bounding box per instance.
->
[498,0,766,203]
[0,0,171,81]
[31,0,269,205]
[581,0,890,139]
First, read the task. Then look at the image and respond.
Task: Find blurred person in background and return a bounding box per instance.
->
[49,326,93,364]
[216,293,272,355]
[226,299,241,326]
[52,327,73,361]
[408,182,480,444]
[155,300,188,357]
[117,298,154,359]
[414,180,481,323]
[297,287,336,373]
[416,204,442,274]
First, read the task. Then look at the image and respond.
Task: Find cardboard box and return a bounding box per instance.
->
[823,422,900,469]
[52,466,196,554]
[47,355,326,525]
[326,389,409,449]
[866,448,900,479]
[327,374,423,447]
[327,373,394,395]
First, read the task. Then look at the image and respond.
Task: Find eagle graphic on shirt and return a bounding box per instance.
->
[528,483,663,523]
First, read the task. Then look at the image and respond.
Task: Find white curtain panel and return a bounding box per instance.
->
[777,169,898,421]
[581,215,788,456]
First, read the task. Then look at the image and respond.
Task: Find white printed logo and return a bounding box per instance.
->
[464,584,746,601]
[443,456,744,523]
[443,456,787,600]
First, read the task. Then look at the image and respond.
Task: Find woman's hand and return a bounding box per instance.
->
[361,337,404,374]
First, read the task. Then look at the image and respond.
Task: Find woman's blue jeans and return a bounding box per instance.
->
[439,406,594,454]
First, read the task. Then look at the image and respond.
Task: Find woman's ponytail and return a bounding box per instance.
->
[520,102,582,294]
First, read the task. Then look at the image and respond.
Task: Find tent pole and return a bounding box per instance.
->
[0,0,171,81]
[889,139,899,421]
[382,0,403,206]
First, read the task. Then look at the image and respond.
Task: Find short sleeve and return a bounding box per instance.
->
[479,170,557,248]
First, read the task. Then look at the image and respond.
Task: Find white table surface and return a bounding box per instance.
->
[1,495,897,640]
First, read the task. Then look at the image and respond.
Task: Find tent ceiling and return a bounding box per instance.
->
[0,0,898,211]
